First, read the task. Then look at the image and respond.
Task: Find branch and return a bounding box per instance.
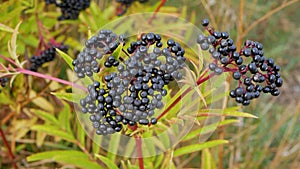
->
[134,135,144,169]
[0,128,17,169]
[17,68,87,92]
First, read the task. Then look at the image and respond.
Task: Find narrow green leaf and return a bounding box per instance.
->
[107,133,121,162]
[95,154,119,169]
[174,140,229,157]
[199,109,258,118]
[51,92,83,103]
[27,150,102,169]
[31,109,59,126]
[0,23,14,33]
[201,148,217,169]
[31,125,75,142]
[58,102,72,133]
[56,48,74,70]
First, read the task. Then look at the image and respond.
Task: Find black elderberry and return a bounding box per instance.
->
[201,18,209,27]
[0,77,8,93]
[29,44,68,72]
[45,0,91,21]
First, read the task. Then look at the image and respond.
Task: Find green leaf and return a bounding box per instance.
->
[201,148,217,169]
[51,92,84,103]
[58,102,72,133]
[31,125,75,142]
[199,108,258,118]
[56,48,74,70]
[107,133,121,162]
[27,150,102,169]
[8,21,22,66]
[174,140,229,157]
[0,23,14,33]
[95,154,119,169]
[31,109,59,126]
[182,119,239,142]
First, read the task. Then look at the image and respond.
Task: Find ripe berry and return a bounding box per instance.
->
[201,18,209,27]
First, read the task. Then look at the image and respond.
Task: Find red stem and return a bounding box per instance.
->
[17,68,87,92]
[134,135,144,169]
[148,0,166,24]
[0,128,17,169]
[156,72,215,121]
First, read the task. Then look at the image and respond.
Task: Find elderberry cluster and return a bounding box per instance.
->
[0,77,8,93]
[197,19,283,106]
[75,30,186,135]
[72,30,124,78]
[29,44,68,72]
[44,0,91,20]
[116,0,148,16]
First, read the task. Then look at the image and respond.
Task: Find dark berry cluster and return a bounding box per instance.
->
[197,19,283,106]
[44,0,91,20]
[116,0,148,16]
[0,77,8,93]
[29,44,68,72]
[72,30,124,78]
[75,30,186,135]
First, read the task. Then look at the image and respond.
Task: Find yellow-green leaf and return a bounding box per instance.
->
[31,125,75,142]
[0,23,14,33]
[56,48,74,70]
[31,109,59,126]
[174,140,229,157]
[95,154,119,169]
[27,150,102,169]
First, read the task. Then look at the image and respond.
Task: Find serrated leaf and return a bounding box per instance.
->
[0,23,14,33]
[31,125,75,142]
[199,109,258,118]
[51,92,84,103]
[27,150,102,169]
[56,48,74,70]
[31,109,59,126]
[95,154,119,169]
[174,140,229,157]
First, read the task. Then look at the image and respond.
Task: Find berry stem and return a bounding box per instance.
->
[148,0,166,24]
[134,135,144,169]
[157,72,215,121]
[17,68,87,92]
[0,128,17,169]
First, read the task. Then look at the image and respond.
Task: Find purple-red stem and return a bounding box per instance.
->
[17,68,87,92]
[0,128,17,169]
[134,135,144,169]
[156,72,215,121]
[148,0,166,24]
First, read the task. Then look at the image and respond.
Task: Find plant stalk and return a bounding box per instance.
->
[0,128,17,169]
[134,135,144,169]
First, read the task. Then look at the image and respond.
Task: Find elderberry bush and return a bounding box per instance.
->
[197,19,283,106]
[74,30,186,135]
[29,44,69,72]
[0,77,8,93]
[44,0,91,20]
[116,0,148,16]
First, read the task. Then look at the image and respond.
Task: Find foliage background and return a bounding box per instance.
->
[0,0,299,168]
